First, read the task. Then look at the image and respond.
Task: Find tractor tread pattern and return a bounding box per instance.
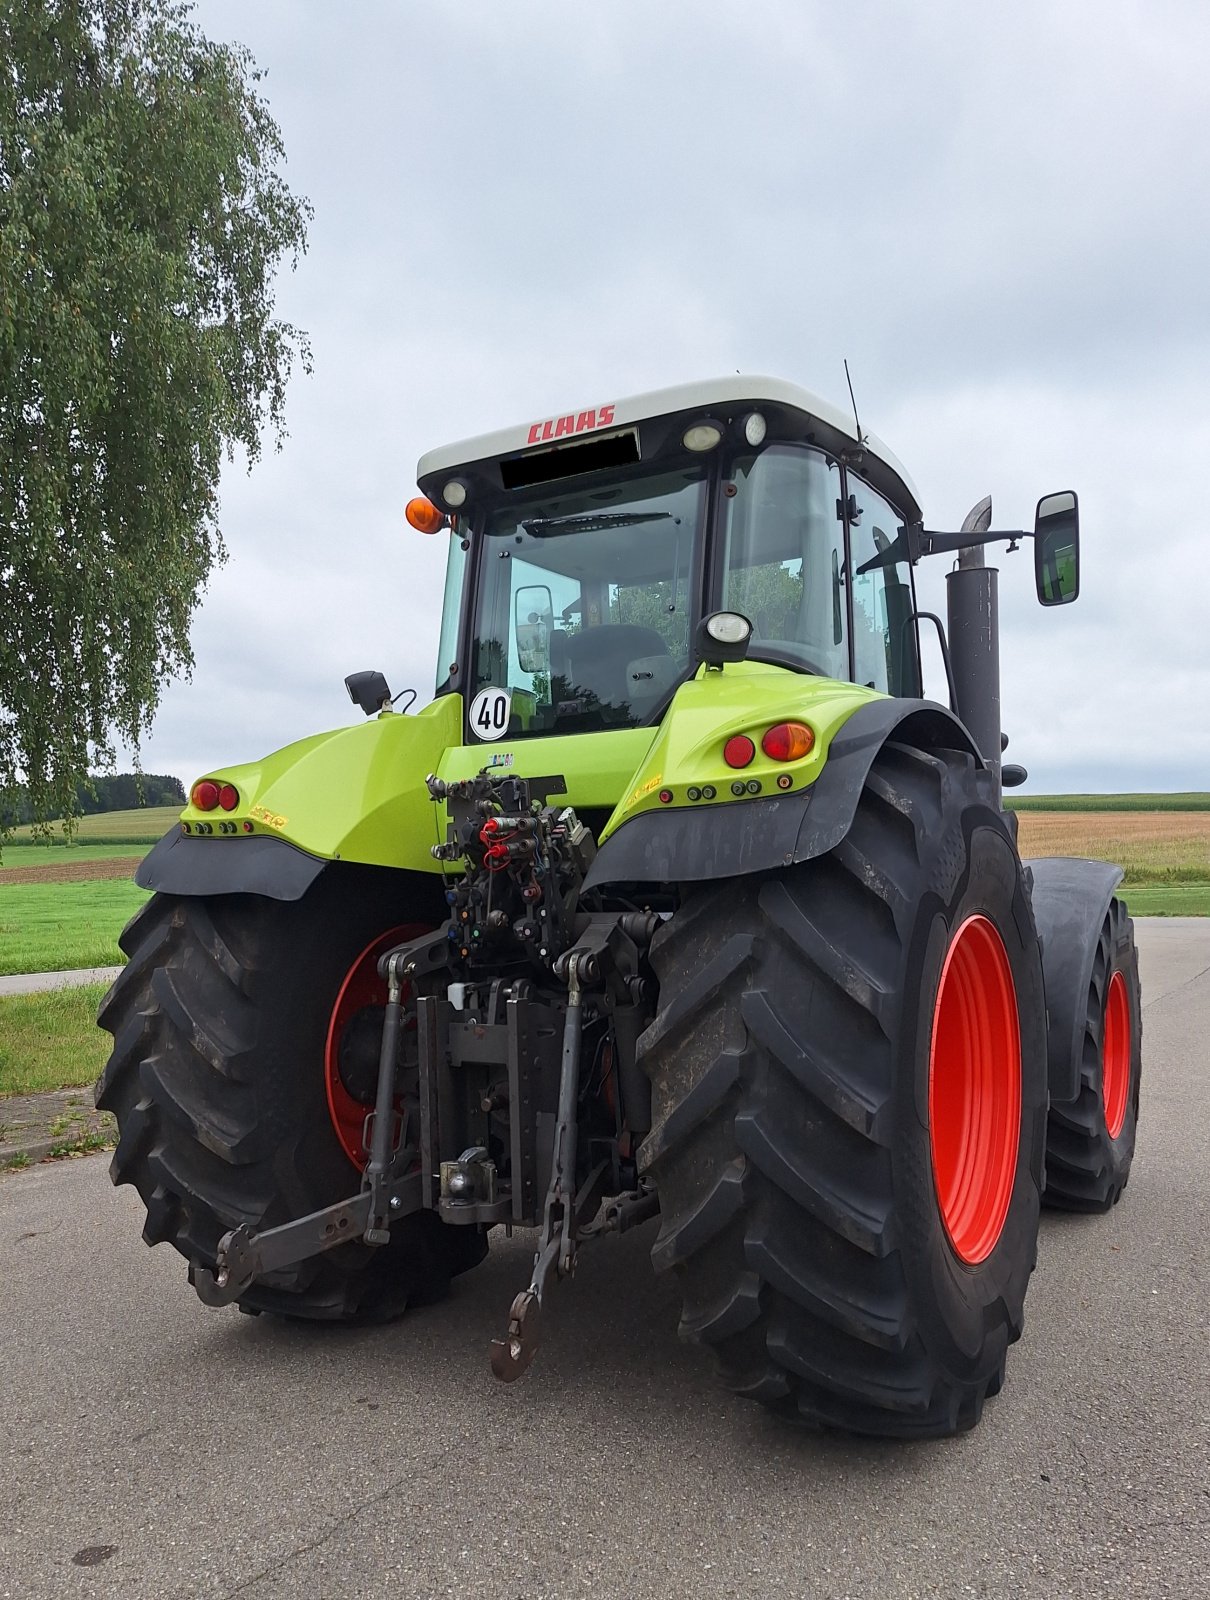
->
[639,740,1045,1438]
[96,885,480,1321]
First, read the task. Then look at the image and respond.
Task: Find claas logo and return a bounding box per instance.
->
[526,404,616,445]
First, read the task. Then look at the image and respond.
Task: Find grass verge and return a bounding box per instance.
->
[0,880,147,974]
[0,983,110,1096]
[1117,884,1210,917]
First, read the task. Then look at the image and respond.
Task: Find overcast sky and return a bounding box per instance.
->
[130,0,1210,794]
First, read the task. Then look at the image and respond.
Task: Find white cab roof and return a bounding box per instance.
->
[416,374,921,518]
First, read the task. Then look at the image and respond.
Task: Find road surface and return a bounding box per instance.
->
[2,920,1207,1599]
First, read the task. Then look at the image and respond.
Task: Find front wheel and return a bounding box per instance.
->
[96,869,485,1320]
[1042,896,1142,1211]
[638,741,1048,1437]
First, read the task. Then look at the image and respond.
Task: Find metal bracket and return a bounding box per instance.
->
[192,1171,422,1308]
[363,951,409,1244]
[489,951,586,1381]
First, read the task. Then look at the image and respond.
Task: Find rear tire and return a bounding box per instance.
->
[1042,897,1142,1212]
[638,742,1047,1437]
[96,871,485,1320]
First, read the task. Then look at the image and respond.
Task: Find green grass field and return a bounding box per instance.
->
[0,879,147,973]
[5,804,179,846]
[1116,884,1210,917]
[0,842,149,870]
[1008,792,1210,812]
[0,983,109,1097]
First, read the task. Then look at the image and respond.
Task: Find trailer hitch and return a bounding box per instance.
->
[490,951,590,1381]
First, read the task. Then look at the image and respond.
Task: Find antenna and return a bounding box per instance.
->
[843,358,865,446]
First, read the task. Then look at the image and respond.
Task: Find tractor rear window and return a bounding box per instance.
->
[468,466,706,739]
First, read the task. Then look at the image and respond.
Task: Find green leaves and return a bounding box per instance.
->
[0,0,310,830]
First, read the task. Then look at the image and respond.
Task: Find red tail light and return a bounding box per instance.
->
[192,780,219,811]
[723,735,755,769]
[761,722,815,762]
[218,783,240,812]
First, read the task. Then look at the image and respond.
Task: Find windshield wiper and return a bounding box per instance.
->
[522,511,674,538]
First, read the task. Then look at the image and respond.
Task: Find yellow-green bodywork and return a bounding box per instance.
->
[178,663,884,872]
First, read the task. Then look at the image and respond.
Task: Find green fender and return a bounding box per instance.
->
[137,696,466,899]
[137,662,979,901]
[582,668,983,887]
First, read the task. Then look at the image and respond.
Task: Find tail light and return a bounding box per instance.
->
[723,735,755,769]
[191,779,240,812]
[761,722,814,762]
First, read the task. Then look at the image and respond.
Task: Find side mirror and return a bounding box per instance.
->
[345,669,392,716]
[1034,492,1080,606]
[515,585,554,675]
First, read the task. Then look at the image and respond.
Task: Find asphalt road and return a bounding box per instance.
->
[2,920,1207,1600]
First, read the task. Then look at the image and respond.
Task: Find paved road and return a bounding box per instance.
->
[2,922,1207,1600]
[0,965,121,997]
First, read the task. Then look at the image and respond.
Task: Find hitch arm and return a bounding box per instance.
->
[192,1172,422,1307]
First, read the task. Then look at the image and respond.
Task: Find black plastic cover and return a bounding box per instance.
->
[135,826,329,902]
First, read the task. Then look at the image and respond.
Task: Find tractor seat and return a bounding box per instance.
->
[564,624,670,713]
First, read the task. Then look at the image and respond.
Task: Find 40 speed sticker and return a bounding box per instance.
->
[469,685,512,740]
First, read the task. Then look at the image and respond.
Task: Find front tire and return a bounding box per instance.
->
[1042,897,1142,1211]
[638,742,1047,1437]
[96,870,485,1320]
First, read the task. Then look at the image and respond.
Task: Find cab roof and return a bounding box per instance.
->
[416,374,921,521]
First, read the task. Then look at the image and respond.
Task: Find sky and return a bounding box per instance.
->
[130,0,1210,794]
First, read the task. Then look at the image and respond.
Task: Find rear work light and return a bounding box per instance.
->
[761,722,815,762]
[191,780,219,811]
[723,735,755,769]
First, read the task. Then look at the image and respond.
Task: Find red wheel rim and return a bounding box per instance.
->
[929,914,1022,1265]
[324,924,427,1169]
[1102,969,1130,1140]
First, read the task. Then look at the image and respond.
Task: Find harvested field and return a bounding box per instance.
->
[0,855,142,887]
[1016,811,1210,884]
[8,803,179,843]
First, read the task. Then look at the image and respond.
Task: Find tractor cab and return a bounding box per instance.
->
[416,377,925,750]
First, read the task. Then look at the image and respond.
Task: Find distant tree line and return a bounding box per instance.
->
[1,773,185,825]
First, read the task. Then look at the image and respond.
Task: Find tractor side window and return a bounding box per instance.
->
[435,530,469,693]
[846,476,921,697]
[721,446,846,679]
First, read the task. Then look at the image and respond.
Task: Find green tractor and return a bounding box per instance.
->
[97,376,1142,1437]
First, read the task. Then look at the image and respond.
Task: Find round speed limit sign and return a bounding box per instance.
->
[469,685,512,740]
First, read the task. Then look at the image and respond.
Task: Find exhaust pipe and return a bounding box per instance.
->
[945,497,1002,805]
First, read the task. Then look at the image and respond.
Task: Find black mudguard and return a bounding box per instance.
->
[136,826,329,901]
[583,698,982,890]
[1025,856,1125,1105]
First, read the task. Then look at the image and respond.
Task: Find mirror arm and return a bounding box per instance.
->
[915,526,1030,560]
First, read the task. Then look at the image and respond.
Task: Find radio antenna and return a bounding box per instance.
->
[843,358,866,446]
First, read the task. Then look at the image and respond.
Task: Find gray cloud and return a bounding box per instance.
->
[129,0,1210,795]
